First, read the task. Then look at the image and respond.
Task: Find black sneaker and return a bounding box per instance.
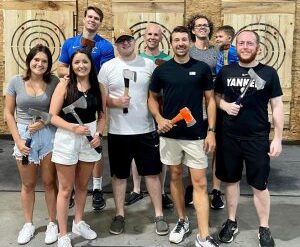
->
[218,219,238,243]
[162,194,174,209]
[210,189,225,209]
[69,189,75,209]
[92,189,106,211]
[109,215,125,235]
[258,227,275,247]
[125,192,143,205]
[184,185,193,206]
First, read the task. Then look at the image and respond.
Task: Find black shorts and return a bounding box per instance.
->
[216,134,270,190]
[107,131,162,179]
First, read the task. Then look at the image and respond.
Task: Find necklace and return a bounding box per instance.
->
[78,81,89,98]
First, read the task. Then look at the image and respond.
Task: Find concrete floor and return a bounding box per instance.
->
[0,138,299,246]
[0,192,299,247]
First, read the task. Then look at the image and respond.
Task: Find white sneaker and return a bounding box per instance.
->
[17,223,35,244]
[72,220,97,240]
[57,234,72,247]
[45,222,58,244]
[169,217,189,244]
[195,235,219,247]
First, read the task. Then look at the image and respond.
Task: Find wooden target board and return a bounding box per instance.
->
[2,0,75,95]
[112,0,184,56]
[222,0,296,128]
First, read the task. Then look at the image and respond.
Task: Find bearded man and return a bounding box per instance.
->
[214,30,284,247]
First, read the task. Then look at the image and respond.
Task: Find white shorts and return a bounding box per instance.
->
[51,121,101,165]
[159,137,208,169]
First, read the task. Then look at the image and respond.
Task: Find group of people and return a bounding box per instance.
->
[4,5,283,247]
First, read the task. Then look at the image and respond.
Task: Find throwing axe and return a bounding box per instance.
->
[62,96,102,154]
[158,107,196,134]
[22,109,52,165]
[235,68,266,105]
[122,69,137,114]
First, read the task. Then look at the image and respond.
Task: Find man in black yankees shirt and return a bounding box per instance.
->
[214,30,283,247]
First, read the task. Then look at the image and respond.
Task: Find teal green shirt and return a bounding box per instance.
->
[139,51,172,62]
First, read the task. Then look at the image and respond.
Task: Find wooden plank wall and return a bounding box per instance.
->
[1,0,300,140]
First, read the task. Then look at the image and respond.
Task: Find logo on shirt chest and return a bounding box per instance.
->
[189,71,196,75]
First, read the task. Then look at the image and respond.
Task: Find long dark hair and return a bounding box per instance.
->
[23,44,53,83]
[66,48,103,113]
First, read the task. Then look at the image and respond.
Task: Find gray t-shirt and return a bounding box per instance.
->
[6,74,59,124]
[189,45,218,75]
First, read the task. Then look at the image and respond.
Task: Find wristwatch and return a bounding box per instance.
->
[208,127,216,133]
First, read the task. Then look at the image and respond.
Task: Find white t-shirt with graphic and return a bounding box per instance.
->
[98,56,156,135]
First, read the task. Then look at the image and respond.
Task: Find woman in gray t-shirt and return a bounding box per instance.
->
[5,44,59,245]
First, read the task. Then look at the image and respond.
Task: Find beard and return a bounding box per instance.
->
[238,49,258,63]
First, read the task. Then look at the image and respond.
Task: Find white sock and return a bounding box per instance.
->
[93,177,102,191]
[197,234,207,242]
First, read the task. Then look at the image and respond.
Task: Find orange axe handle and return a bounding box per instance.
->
[171,113,184,125]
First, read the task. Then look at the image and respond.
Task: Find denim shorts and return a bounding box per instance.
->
[13,123,56,164]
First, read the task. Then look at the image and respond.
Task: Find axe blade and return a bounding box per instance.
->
[123,69,137,82]
[28,108,52,125]
[62,96,87,114]
[248,68,266,90]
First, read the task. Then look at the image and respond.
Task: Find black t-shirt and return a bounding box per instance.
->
[214,62,283,139]
[60,90,100,124]
[150,57,213,140]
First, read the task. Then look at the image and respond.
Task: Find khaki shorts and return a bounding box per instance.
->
[51,121,101,165]
[159,137,208,169]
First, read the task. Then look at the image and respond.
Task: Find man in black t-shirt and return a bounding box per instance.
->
[148,26,219,247]
[214,30,283,247]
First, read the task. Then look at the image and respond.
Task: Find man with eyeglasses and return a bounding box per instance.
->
[186,15,224,210]
[187,15,218,73]
[97,28,169,236]
[215,30,283,247]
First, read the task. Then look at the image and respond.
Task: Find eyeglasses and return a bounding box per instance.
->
[194,24,209,29]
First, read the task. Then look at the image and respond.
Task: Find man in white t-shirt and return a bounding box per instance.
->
[98,28,169,236]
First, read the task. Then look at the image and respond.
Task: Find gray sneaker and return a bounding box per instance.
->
[109,215,125,235]
[155,216,169,235]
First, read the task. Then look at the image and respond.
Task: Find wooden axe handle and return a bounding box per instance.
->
[124,87,129,97]
[123,78,129,113]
